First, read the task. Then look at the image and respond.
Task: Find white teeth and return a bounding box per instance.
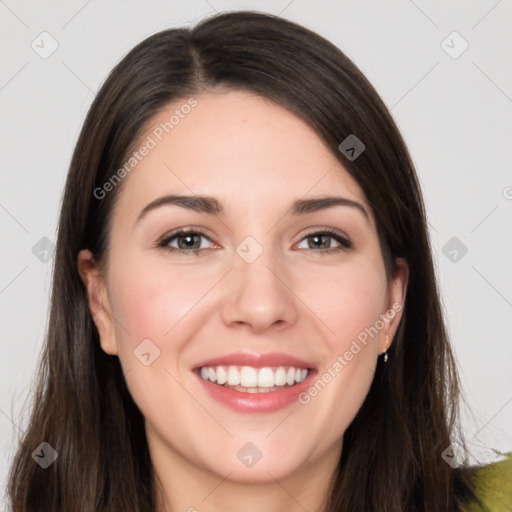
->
[257,367,275,388]
[198,365,310,389]
[240,366,258,387]
[229,384,291,393]
[216,366,227,385]
[274,367,287,386]
[227,366,240,385]
[295,368,308,383]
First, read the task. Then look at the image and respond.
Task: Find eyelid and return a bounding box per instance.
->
[297,226,350,242]
[157,227,218,251]
[294,227,352,250]
[158,226,215,243]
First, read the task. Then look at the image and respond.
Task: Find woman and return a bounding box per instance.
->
[7,10,510,512]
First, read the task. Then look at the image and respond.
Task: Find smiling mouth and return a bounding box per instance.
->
[195,364,310,393]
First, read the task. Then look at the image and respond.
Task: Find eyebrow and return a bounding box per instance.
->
[135,194,370,225]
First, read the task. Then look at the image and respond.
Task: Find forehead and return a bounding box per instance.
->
[113,90,373,225]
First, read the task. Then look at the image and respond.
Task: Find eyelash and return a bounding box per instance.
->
[157,228,352,256]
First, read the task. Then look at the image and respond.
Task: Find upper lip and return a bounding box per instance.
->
[193,351,315,370]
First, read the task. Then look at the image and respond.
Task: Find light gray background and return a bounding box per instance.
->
[1,0,511,506]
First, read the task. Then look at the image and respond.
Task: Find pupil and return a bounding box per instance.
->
[311,235,329,249]
[179,234,198,249]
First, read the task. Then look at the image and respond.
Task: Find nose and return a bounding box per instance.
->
[220,248,299,333]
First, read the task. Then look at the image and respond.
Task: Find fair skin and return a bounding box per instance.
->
[78,89,408,512]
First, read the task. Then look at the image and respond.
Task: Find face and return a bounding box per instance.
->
[79,90,407,487]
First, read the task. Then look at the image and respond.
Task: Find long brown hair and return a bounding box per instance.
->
[8,10,480,511]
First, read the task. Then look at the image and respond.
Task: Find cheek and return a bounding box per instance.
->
[298,256,385,398]
[298,264,384,424]
[299,256,387,346]
[105,257,209,418]
[108,256,217,348]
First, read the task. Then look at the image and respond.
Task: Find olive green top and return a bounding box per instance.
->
[462,452,512,512]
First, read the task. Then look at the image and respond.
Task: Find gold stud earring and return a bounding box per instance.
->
[383,332,389,363]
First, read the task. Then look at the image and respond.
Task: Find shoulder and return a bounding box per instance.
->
[461,452,512,512]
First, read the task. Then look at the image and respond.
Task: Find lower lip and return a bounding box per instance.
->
[193,369,316,413]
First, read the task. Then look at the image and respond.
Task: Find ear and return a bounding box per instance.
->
[378,257,408,355]
[77,249,118,355]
